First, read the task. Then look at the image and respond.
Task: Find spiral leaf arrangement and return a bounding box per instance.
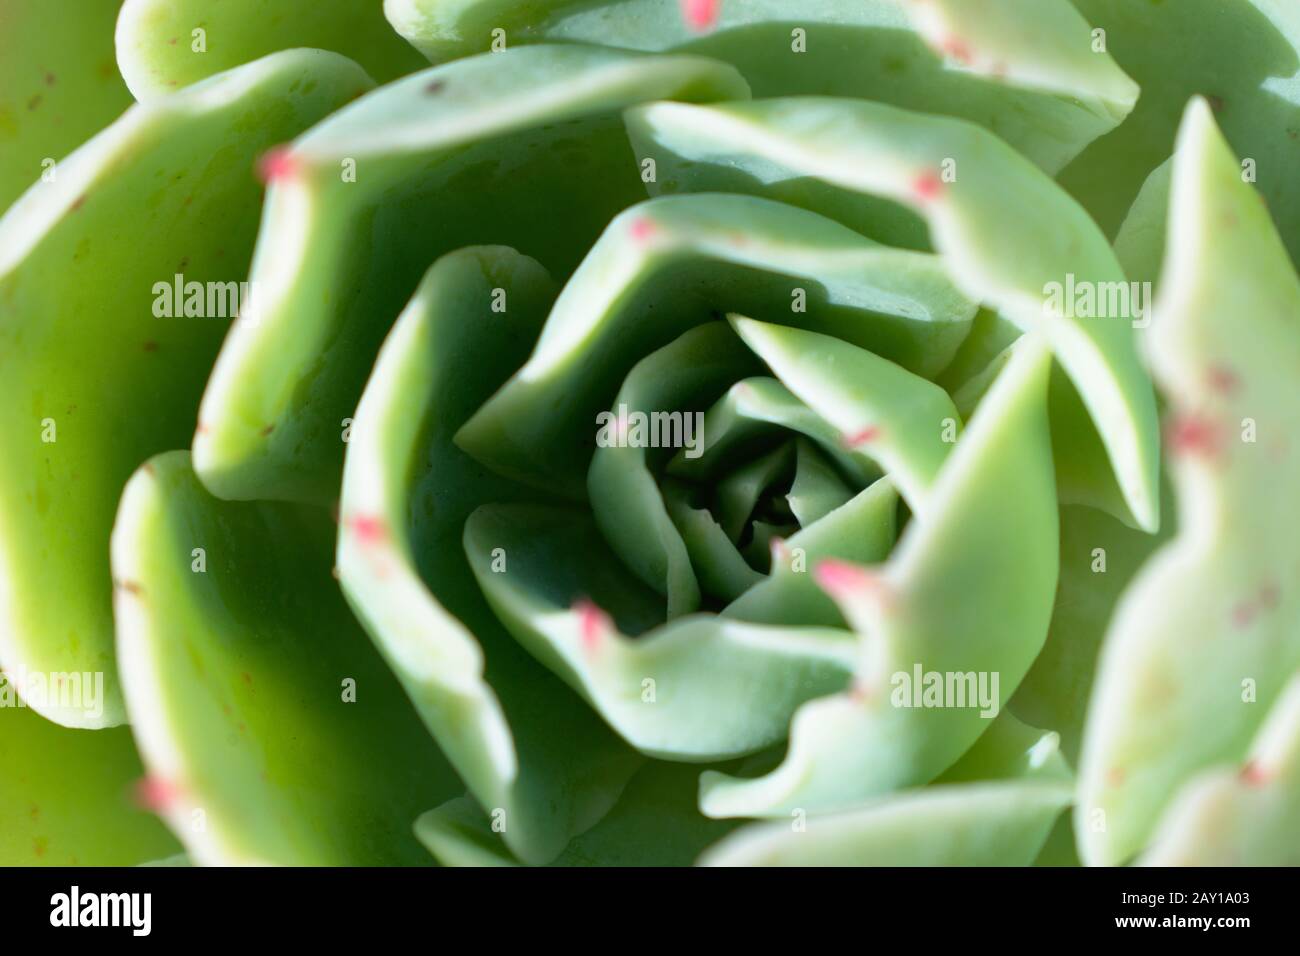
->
[1,0,1297,867]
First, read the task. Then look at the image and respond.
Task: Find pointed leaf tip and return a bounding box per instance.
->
[680,0,721,32]
[132,776,182,813]
[813,559,877,600]
[256,146,299,183]
[572,598,613,650]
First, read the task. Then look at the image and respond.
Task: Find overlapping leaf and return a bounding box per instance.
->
[194,45,748,504]
[0,0,132,211]
[700,333,1058,817]
[626,96,1160,532]
[387,0,1135,175]
[0,702,180,865]
[116,0,426,100]
[0,49,374,727]
[699,713,1071,865]
[336,247,644,866]
[1076,100,1300,866]
[113,451,461,865]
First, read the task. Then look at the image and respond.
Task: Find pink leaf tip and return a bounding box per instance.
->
[842,425,882,448]
[911,171,944,202]
[814,559,876,600]
[347,514,388,545]
[573,598,613,650]
[1240,760,1272,787]
[132,776,181,812]
[680,0,721,32]
[257,146,299,184]
[629,217,659,243]
[1166,413,1222,457]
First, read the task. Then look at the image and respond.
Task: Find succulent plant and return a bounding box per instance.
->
[0,0,1296,867]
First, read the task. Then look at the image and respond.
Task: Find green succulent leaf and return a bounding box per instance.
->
[661,481,765,604]
[417,760,741,867]
[0,0,132,212]
[723,477,898,629]
[699,713,1071,866]
[588,321,763,617]
[464,502,858,761]
[111,451,461,865]
[388,0,1133,175]
[457,192,975,495]
[701,334,1058,817]
[785,438,856,527]
[193,45,748,505]
[668,377,879,488]
[0,702,180,866]
[1141,673,1300,866]
[698,781,1070,866]
[336,247,643,866]
[1076,100,1300,866]
[1064,0,1300,269]
[727,316,961,513]
[626,96,1160,532]
[0,49,374,727]
[1010,499,1170,765]
[116,0,426,100]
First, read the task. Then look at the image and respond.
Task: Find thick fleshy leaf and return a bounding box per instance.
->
[0,50,374,727]
[700,714,1070,866]
[193,45,748,504]
[626,97,1161,531]
[112,452,461,865]
[723,478,898,629]
[588,322,762,618]
[1064,0,1300,269]
[388,0,1133,176]
[669,377,878,488]
[713,444,793,543]
[935,711,1071,786]
[728,317,960,513]
[417,760,741,867]
[698,782,1070,866]
[700,334,1058,817]
[1010,500,1169,764]
[0,703,180,866]
[1141,673,1300,866]
[786,438,855,527]
[662,481,764,605]
[465,502,858,760]
[116,0,426,100]
[0,0,132,212]
[336,247,643,866]
[1076,100,1300,866]
[458,192,975,494]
